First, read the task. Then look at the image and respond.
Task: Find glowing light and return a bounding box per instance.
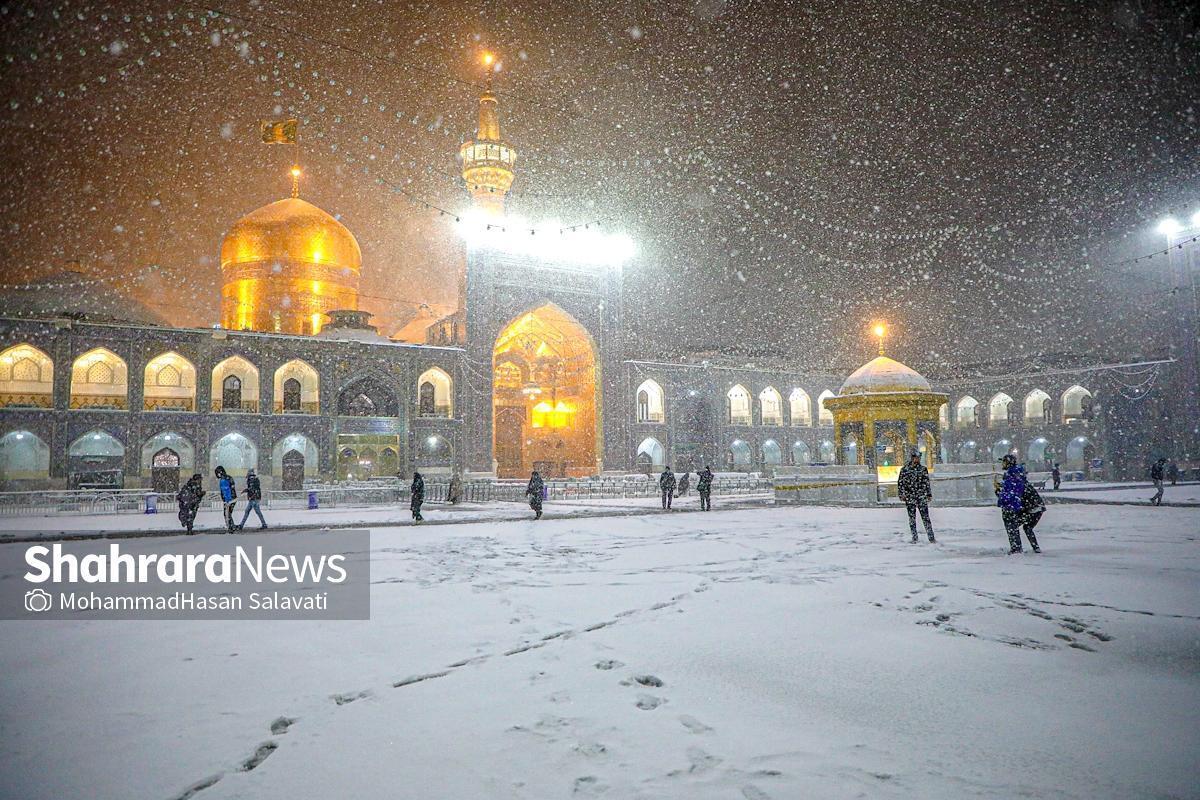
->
[482,52,495,66]
[426,436,438,447]
[456,209,635,268]
[1157,217,1182,237]
[312,250,322,263]
[290,166,301,178]
[873,323,886,338]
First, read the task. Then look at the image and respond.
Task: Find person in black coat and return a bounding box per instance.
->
[1018,474,1045,553]
[897,452,935,543]
[697,466,714,511]
[176,474,204,534]
[526,471,545,519]
[236,468,267,530]
[659,466,677,510]
[1051,463,1061,491]
[410,471,425,522]
[1150,458,1166,505]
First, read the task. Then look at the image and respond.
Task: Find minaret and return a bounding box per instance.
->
[459,53,516,216]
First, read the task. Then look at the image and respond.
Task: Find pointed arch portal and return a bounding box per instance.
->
[493,304,599,478]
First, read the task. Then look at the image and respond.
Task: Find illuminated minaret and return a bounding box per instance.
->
[459,52,516,216]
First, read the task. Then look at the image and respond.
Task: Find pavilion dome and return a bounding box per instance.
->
[220,197,361,272]
[839,356,933,395]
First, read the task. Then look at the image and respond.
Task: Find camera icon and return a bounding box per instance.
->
[24,588,53,613]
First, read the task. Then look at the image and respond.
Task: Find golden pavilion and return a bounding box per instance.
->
[824,354,949,481]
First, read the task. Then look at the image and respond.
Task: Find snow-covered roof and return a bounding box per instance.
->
[839,356,933,395]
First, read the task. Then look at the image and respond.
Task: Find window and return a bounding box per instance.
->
[273,360,318,414]
[760,388,783,425]
[956,396,978,428]
[222,375,242,411]
[0,344,54,409]
[817,390,835,426]
[989,393,1013,427]
[1023,390,1051,425]
[727,385,751,425]
[789,389,811,426]
[1062,386,1093,424]
[283,378,302,412]
[211,356,259,413]
[416,368,453,417]
[143,352,196,412]
[635,380,665,423]
[70,348,128,410]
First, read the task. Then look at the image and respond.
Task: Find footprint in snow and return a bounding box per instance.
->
[633,674,664,688]
[594,659,623,671]
[679,715,713,734]
[636,694,664,710]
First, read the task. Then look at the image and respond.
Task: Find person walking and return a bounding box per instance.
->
[410,471,425,522]
[176,473,204,534]
[526,470,545,520]
[215,466,237,534]
[897,451,935,543]
[659,465,677,510]
[236,468,267,530]
[1150,458,1166,505]
[447,471,463,505]
[1018,471,1045,553]
[996,454,1037,553]
[697,466,714,511]
[676,470,691,498]
[1051,462,1061,491]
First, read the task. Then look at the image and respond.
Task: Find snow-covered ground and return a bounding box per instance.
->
[1053,483,1200,505]
[1,503,1198,800]
[0,493,771,538]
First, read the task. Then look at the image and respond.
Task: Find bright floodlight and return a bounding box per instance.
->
[1157,217,1182,237]
[456,209,636,268]
[873,323,886,338]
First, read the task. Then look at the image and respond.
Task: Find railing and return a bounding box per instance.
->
[0,476,775,518]
[144,397,195,412]
[0,392,54,409]
[69,395,128,410]
[274,401,320,415]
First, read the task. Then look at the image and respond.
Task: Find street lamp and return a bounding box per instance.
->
[1157,217,1183,237]
[1156,210,1200,465]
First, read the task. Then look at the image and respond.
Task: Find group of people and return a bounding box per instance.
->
[174,465,269,534]
[896,450,1045,554]
[656,466,715,511]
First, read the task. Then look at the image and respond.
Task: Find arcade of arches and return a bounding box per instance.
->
[493,305,598,479]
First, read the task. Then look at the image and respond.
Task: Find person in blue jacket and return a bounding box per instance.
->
[214,465,237,534]
[995,454,1039,554]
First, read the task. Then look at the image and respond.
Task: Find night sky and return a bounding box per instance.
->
[1,0,1196,370]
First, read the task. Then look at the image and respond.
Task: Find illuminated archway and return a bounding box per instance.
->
[493,304,599,478]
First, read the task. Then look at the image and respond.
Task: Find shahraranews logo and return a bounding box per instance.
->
[25,543,348,584]
[22,542,348,613]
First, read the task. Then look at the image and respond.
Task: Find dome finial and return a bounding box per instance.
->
[290,165,302,199]
[873,322,887,356]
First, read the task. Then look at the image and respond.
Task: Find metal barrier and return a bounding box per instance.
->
[0,476,774,518]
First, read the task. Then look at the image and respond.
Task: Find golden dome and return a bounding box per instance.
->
[219,197,361,335]
[220,197,361,272]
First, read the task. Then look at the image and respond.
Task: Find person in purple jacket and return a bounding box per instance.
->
[995,454,1040,554]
